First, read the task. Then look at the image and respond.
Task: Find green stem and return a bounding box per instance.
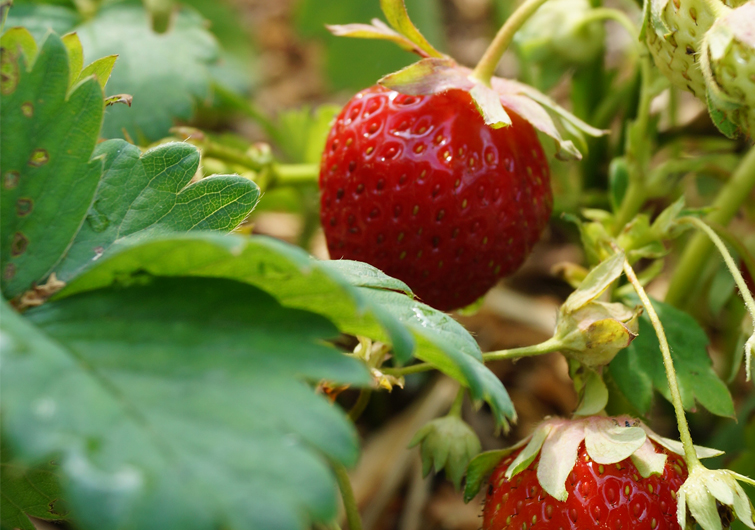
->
[211,83,281,143]
[202,141,265,172]
[469,0,554,85]
[348,389,372,422]
[576,8,639,42]
[678,216,755,380]
[382,337,564,377]
[273,163,320,186]
[448,387,465,417]
[621,255,701,468]
[612,56,655,232]
[332,462,363,530]
[665,146,755,307]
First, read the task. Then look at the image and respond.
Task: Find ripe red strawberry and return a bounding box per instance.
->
[319,85,552,311]
[483,442,688,530]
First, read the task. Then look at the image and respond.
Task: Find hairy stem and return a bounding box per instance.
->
[621,255,701,468]
[469,0,553,85]
[332,462,363,530]
[665,146,755,307]
[382,337,564,377]
[678,216,755,380]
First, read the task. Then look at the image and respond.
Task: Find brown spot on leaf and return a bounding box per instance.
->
[16,198,32,216]
[11,232,28,256]
[3,171,19,189]
[3,263,16,281]
[21,101,33,117]
[0,48,19,95]
[29,148,49,167]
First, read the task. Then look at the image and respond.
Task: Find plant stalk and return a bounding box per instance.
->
[332,462,363,530]
[469,0,554,85]
[621,255,701,468]
[382,337,564,377]
[665,145,755,307]
[612,55,655,232]
[448,387,465,417]
[678,216,755,380]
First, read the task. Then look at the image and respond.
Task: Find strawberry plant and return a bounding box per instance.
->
[1,0,755,529]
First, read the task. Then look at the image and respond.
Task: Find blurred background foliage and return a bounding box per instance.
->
[3,0,754,528]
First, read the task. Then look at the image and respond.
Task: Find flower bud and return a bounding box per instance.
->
[409,415,481,490]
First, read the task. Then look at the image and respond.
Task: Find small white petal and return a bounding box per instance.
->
[729,478,755,529]
[630,438,668,477]
[537,421,586,501]
[643,428,724,459]
[506,423,552,480]
[704,470,735,508]
[677,486,688,529]
[687,475,723,530]
[585,416,646,464]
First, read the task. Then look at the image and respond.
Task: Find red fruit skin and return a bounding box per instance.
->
[483,442,688,530]
[319,86,552,311]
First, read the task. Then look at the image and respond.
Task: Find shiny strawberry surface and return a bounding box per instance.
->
[319,86,552,310]
[483,443,688,530]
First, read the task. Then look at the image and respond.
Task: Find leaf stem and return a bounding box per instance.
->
[620,253,701,468]
[383,337,564,377]
[677,216,755,380]
[332,462,363,530]
[469,0,554,85]
[665,145,755,307]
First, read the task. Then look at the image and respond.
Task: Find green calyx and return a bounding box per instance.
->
[409,415,482,490]
[702,1,755,138]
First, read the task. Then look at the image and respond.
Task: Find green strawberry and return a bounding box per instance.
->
[701,0,755,138]
[644,0,746,100]
[644,0,721,99]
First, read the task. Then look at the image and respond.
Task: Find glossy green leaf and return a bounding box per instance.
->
[2,277,370,530]
[609,296,735,417]
[56,233,515,427]
[0,33,103,299]
[75,3,219,142]
[55,140,260,281]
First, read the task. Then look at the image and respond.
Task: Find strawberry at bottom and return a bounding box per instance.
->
[483,442,688,530]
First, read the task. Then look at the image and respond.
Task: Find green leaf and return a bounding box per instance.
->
[60,31,82,86]
[2,277,370,530]
[4,3,80,43]
[0,27,37,66]
[463,447,522,502]
[379,0,443,58]
[1,33,103,299]
[76,54,117,90]
[295,0,444,91]
[324,259,412,295]
[54,140,260,281]
[608,296,735,417]
[0,448,68,530]
[75,3,219,142]
[55,233,516,427]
